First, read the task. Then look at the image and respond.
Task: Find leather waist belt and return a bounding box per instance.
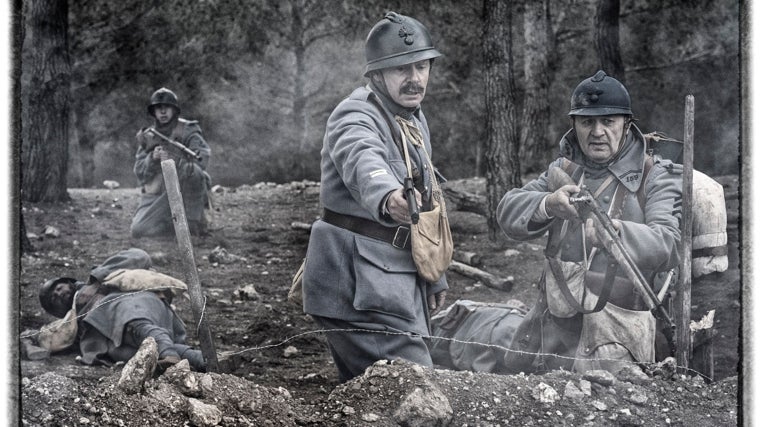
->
[322,208,411,249]
[585,270,649,311]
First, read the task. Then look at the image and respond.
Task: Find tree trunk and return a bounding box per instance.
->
[594,0,625,81]
[20,214,33,254]
[483,0,521,240]
[21,0,71,202]
[520,0,552,174]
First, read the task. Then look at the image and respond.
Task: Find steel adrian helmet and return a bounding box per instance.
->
[568,70,632,116]
[364,11,442,77]
[39,277,79,318]
[148,87,180,115]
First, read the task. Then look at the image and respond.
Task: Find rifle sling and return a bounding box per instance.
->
[547,256,618,315]
[545,176,629,314]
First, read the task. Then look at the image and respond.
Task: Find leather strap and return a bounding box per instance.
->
[322,208,411,249]
[547,257,619,314]
[545,179,628,314]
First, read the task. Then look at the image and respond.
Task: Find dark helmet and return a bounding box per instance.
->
[39,277,78,318]
[568,70,632,116]
[364,12,442,77]
[148,87,180,115]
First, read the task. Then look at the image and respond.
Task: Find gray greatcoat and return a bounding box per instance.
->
[75,248,193,366]
[497,124,681,371]
[302,85,448,341]
[131,118,211,238]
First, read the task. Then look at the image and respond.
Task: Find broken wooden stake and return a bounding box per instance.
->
[448,260,513,292]
[162,159,219,372]
[675,95,695,372]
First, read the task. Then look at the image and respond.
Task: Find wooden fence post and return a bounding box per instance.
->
[161,159,219,372]
[675,95,694,371]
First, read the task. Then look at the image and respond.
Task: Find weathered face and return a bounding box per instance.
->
[573,115,628,163]
[377,59,431,108]
[153,104,176,125]
[51,281,75,314]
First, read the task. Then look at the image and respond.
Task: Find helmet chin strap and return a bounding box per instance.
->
[370,71,390,97]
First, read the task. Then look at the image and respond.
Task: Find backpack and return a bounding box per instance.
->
[428,299,527,374]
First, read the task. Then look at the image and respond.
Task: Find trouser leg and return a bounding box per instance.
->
[312,316,433,383]
[130,193,174,238]
[125,319,180,359]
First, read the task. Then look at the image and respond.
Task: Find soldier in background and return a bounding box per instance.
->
[131,88,211,238]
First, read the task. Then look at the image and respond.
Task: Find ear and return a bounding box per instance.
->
[369,71,383,85]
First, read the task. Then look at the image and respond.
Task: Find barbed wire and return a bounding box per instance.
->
[22,287,712,382]
[218,326,712,381]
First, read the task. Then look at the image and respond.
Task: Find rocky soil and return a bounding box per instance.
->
[18,176,741,426]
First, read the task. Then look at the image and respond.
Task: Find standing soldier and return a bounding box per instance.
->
[498,71,682,375]
[131,88,211,238]
[301,12,448,382]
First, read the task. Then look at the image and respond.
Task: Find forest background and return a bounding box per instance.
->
[7,0,750,420]
[21,0,740,191]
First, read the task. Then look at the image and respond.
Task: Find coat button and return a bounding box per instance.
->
[603,196,610,203]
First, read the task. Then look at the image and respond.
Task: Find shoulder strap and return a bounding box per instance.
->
[559,158,582,182]
[636,155,655,211]
[169,120,187,145]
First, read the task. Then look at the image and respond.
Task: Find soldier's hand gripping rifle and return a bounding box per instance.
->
[145,128,202,162]
[549,166,677,355]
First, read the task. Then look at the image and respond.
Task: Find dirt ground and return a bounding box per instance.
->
[17,176,741,425]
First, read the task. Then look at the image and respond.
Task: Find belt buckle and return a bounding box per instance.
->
[392,226,410,249]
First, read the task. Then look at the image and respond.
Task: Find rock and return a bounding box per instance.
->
[591,400,608,411]
[583,370,616,387]
[532,382,560,404]
[43,226,60,238]
[209,246,247,264]
[650,356,677,380]
[236,284,261,301]
[187,398,222,426]
[617,364,652,385]
[392,386,453,427]
[164,360,202,397]
[117,337,158,395]
[102,180,120,189]
[503,249,520,257]
[579,379,592,396]
[362,412,381,422]
[622,385,649,406]
[283,346,298,358]
[563,381,585,400]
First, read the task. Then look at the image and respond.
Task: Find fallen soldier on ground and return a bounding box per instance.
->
[35,247,206,372]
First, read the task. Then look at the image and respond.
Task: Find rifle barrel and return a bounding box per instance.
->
[579,195,674,325]
[146,128,202,161]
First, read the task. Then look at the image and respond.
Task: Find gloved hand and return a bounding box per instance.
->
[545,184,581,220]
[585,217,622,248]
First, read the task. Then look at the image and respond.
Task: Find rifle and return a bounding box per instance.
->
[145,127,202,162]
[404,177,420,224]
[548,166,677,355]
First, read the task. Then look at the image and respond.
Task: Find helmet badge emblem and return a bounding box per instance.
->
[580,89,604,106]
[398,26,415,45]
[385,12,415,45]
